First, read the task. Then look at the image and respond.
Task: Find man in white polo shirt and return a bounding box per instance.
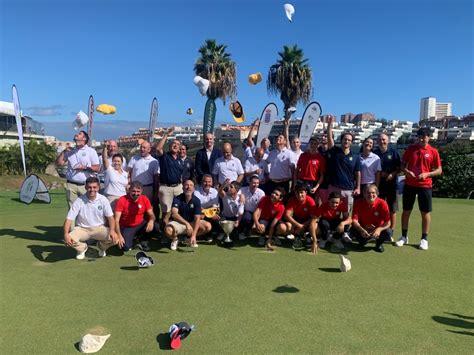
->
[238,175,265,239]
[128,141,160,202]
[212,142,244,186]
[56,130,100,208]
[244,147,269,190]
[266,134,297,194]
[194,174,219,242]
[63,176,119,260]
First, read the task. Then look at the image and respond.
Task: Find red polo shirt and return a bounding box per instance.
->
[286,195,316,221]
[402,144,441,188]
[352,197,390,228]
[257,196,285,221]
[115,194,152,227]
[296,152,326,181]
[312,201,348,220]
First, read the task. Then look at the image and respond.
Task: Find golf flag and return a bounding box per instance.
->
[256,103,278,147]
[149,97,158,143]
[12,85,27,177]
[298,101,322,146]
[203,98,216,137]
[87,95,94,139]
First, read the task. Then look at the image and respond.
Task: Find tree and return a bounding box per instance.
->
[0,140,56,175]
[267,45,313,121]
[194,39,237,104]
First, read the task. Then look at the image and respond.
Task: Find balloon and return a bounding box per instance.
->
[284,3,295,22]
[248,72,262,85]
[72,110,88,130]
[230,101,245,124]
[193,75,210,96]
[96,104,117,114]
[186,108,193,115]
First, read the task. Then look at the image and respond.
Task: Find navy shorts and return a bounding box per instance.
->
[402,185,432,213]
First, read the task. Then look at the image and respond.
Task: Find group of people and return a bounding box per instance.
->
[56,116,442,260]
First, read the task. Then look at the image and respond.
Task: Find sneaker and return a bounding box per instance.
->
[258,235,266,246]
[139,241,151,251]
[419,239,429,250]
[205,235,213,243]
[273,236,282,246]
[190,240,199,248]
[395,236,408,247]
[342,232,352,243]
[217,233,225,242]
[286,234,295,240]
[374,244,385,253]
[170,239,178,251]
[319,239,327,249]
[76,246,88,260]
[98,249,106,257]
[333,239,344,250]
[385,235,394,244]
[238,233,246,241]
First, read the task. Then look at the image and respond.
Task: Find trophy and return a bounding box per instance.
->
[219,220,235,244]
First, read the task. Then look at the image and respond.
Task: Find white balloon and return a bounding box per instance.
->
[284,3,295,22]
[72,110,88,130]
[193,75,203,85]
[194,76,209,96]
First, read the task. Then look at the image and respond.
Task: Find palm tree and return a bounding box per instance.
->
[267,45,313,121]
[194,39,237,104]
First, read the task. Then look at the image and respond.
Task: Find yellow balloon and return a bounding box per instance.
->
[186,108,193,115]
[248,72,262,85]
[96,104,117,115]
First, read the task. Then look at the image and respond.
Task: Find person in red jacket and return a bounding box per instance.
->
[351,184,392,253]
[395,128,442,250]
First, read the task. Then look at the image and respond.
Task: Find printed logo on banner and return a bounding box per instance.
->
[264,109,271,123]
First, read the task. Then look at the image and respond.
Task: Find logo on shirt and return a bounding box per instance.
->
[425,153,430,158]
[349,157,353,161]
[387,155,392,160]
[82,152,86,156]
[303,208,308,212]
[190,204,194,208]
[374,211,379,216]
[98,206,103,211]
[138,204,142,209]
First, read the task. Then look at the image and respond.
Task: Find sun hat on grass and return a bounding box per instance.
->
[79,333,111,353]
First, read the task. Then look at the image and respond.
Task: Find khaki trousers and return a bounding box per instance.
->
[69,226,116,253]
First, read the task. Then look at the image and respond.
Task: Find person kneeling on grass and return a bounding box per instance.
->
[164,180,212,250]
[217,179,245,242]
[351,184,392,253]
[310,191,351,251]
[283,183,316,246]
[252,187,286,248]
[114,181,160,252]
[63,176,119,260]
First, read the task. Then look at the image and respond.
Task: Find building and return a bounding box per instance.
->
[420,96,452,120]
[352,112,376,125]
[340,113,355,124]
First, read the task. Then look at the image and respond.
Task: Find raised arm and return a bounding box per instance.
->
[327,115,335,149]
[156,126,174,156]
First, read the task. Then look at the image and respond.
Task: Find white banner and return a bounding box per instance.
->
[256,103,279,147]
[12,85,27,177]
[298,101,322,145]
[149,97,158,142]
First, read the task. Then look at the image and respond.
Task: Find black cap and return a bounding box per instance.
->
[417,127,432,137]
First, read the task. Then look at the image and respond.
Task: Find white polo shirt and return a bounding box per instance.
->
[128,155,160,185]
[221,192,244,218]
[212,156,244,184]
[64,146,100,183]
[360,152,382,184]
[244,146,269,161]
[241,186,265,212]
[267,147,297,180]
[244,157,268,183]
[66,193,113,228]
[104,166,129,197]
[194,186,219,209]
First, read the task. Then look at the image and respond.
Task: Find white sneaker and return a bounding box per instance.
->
[98,249,106,257]
[170,239,178,251]
[319,239,327,248]
[419,239,429,250]
[342,232,352,243]
[286,234,295,240]
[238,233,246,241]
[395,236,408,247]
[273,236,282,246]
[258,236,266,246]
[76,246,88,260]
[139,241,151,251]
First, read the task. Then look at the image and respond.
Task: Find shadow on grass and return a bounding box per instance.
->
[156,333,171,350]
[319,267,340,273]
[10,197,51,204]
[120,266,139,271]
[432,313,474,336]
[0,226,63,243]
[27,245,75,263]
[272,285,300,293]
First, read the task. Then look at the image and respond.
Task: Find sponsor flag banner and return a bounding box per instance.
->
[12,85,27,177]
[298,101,322,145]
[20,174,51,204]
[149,97,158,142]
[256,103,278,147]
[87,95,94,139]
[203,98,216,136]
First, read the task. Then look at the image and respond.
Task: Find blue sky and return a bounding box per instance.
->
[1,0,472,140]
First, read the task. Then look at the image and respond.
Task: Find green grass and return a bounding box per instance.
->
[0,191,473,354]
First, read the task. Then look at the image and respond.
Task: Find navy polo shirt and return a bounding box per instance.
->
[326,146,361,190]
[172,193,201,223]
[159,152,183,185]
[373,146,401,174]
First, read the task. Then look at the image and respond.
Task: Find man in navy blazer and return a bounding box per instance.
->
[195,133,223,185]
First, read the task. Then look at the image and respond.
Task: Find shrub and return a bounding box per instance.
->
[0,140,57,175]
